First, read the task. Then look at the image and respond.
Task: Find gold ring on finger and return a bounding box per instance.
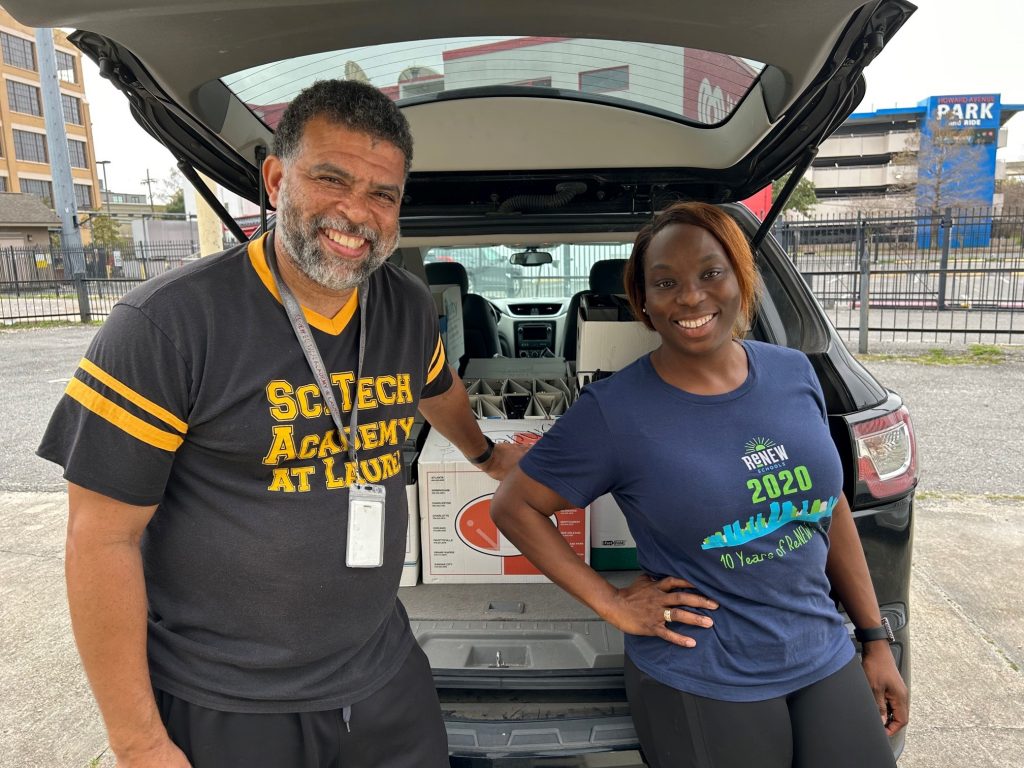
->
[663,608,672,623]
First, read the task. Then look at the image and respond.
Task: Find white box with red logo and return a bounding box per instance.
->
[418,420,589,584]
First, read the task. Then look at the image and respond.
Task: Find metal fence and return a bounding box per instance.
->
[0,276,146,324]
[0,241,197,325]
[3,214,1023,349]
[776,207,1024,349]
[0,240,197,283]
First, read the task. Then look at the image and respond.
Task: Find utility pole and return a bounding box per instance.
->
[34,28,85,273]
[96,160,113,219]
[141,169,157,212]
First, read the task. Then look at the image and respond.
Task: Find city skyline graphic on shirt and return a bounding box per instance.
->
[700,496,838,550]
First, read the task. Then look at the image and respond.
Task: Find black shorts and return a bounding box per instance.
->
[156,644,449,768]
[625,655,897,768]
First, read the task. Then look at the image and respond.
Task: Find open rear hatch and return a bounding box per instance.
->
[7,0,914,235]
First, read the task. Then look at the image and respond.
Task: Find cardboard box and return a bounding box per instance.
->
[401,480,420,586]
[464,357,570,380]
[577,316,659,377]
[590,494,638,571]
[401,451,420,586]
[418,420,589,583]
[431,284,465,363]
[464,377,573,420]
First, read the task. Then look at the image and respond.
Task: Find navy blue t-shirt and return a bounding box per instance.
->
[519,340,853,701]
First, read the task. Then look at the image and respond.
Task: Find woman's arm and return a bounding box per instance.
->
[491,466,717,648]
[825,493,909,735]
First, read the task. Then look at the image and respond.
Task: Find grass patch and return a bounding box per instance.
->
[914,490,1024,502]
[0,320,103,330]
[859,344,1005,365]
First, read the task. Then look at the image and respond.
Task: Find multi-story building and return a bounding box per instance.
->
[808,94,1024,213]
[0,7,101,215]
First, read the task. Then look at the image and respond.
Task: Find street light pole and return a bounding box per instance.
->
[96,160,113,219]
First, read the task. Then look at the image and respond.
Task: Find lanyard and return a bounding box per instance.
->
[264,233,368,482]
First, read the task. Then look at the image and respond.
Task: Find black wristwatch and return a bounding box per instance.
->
[854,616,895,644]
[468,436,496,465]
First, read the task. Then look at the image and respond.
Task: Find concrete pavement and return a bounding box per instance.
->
[3,490,1022,767]
[2,327,1022,766]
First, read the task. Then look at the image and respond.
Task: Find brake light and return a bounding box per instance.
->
[852,406,918,500]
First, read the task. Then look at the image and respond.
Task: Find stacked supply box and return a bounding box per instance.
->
[462,354,575,420]
[400,451,420,587]
[590,494,638,571]
[419,420,589,583]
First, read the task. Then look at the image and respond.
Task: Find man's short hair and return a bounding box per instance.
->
[273,79,413,175]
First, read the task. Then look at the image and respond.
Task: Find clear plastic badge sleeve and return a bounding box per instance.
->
[346,484,386,568]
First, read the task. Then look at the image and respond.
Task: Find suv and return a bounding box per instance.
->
[15,1,919,764]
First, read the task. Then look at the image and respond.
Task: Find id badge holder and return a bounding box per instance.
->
[346,483,386,568]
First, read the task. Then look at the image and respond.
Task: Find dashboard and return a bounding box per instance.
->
[489,298,570,358]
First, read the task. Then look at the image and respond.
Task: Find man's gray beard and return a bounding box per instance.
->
[275,183,398,292]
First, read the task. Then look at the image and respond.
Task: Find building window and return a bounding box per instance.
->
[68,138,89,168]
[6,80,42,116]
[19,178,53,205]
[0,177,7,192]
[61,93,82,124]
[13,129,47,164]
[511,77,553,88]
[56,50,77,83]
[1,33,36,71]
[74,183,93,210]
[579,65,629,94]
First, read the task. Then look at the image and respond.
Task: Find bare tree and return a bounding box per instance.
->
[891,115,992,215]
[156,167,185,206]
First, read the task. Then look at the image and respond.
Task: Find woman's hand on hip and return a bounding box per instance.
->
[602,575,718,648]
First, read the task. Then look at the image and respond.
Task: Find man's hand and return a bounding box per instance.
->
[861,642,909,736]
[477,440,527,481]
[599,575,719,649]
[115,735,191,767]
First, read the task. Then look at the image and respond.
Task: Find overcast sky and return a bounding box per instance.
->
[80,0,1024,194]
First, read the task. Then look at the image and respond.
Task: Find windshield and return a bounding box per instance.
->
[423,242,633,301]
[223,36,763,128]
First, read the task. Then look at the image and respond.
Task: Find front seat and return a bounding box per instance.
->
[562,259,628,362]
[424,261,502,370]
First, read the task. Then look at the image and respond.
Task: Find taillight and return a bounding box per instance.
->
[851,406,918,501]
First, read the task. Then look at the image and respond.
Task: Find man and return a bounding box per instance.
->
[39,80,521,768]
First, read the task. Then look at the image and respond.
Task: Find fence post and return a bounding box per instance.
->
[139,240,148,279]
[936,207,952,311]
[857,213,870,354]
[74,273,92,323]
[8,247,19,298]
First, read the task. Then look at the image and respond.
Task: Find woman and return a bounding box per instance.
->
[490,202,908,767]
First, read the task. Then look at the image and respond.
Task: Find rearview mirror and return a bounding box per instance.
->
[510,248,554,267]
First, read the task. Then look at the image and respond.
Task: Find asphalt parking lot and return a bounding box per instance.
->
[1,326,1022,767]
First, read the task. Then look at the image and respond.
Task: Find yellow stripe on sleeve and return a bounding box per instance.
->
[426,336,446,383]
[77,357,188,434]
[65,378,184,452]
[429,336,443,369]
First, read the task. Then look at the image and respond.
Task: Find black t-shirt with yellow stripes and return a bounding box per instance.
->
[39,233,452,713]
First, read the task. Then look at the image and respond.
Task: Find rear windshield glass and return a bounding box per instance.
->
[223,36,763,128]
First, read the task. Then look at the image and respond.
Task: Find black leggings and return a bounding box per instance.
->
[625,655,897,768]
[155,644,449,768]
